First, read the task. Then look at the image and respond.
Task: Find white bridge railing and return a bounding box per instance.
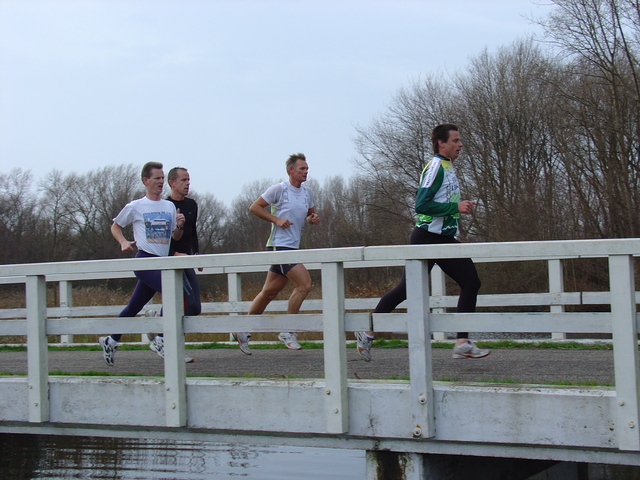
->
[3,242,637,344]
[0,238,639,472]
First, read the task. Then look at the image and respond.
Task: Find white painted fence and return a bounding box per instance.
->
[2,244,635,344]
[1,239,639,477]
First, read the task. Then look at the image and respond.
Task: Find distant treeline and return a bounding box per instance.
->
[2,0,639,296]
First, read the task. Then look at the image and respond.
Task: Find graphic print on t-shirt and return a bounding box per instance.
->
[143,212,172,244]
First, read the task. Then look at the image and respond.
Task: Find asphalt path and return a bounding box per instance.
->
[0,346,615,385]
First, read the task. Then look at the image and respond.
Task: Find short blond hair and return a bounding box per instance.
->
[285,153,306,173]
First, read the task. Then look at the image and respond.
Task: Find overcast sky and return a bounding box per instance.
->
[0,0,552,207]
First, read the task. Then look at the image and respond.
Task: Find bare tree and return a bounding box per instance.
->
[37,170,75,262]
[353,76,456,229]
[0,169,42,263]
[190,192,228,253]
[223,179,275,253]
[64,164,141,259]
[536,0,640,238]
[453,39,571,242]
[295,177,376,249]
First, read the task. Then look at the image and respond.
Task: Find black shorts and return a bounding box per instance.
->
[267,247,298,277]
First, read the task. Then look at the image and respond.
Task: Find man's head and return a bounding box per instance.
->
[168,167,190,199]
[285,153,309,186]
[141,162,163,180]
[141,162,165,199]
[431,123,462,160]
[285,153,306,174]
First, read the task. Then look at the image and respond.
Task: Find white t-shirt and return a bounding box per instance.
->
[113,196,177,257]
[261,181,314,249]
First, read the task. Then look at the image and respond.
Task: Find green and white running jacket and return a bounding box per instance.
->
[415,154,461,236]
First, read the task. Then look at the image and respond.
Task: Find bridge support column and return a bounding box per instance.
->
[365,451,424,480]
[365,451,571,480]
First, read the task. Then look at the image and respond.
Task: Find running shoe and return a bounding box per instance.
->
[278,332,302,350]
[355,331,373,362]
[150,335,193,362]
[232,332,252,355]
[452,340,491,359]
[99,336,118,366]
[149,335,165,358]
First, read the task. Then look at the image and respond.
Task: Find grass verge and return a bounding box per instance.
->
[0,371,612,387]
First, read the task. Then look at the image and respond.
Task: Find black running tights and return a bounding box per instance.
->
[373,227,481,339]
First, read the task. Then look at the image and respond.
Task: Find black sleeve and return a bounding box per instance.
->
[192,202,200,254]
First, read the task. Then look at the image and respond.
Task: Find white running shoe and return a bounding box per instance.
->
[99,336,119,366]
[150,335,193,362]
[278,332,302,350]
[232,332,252,355]
[149,335,165,358]
[452,340,491,359]
[355,332,373,362]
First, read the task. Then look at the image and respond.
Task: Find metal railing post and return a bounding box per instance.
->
[431,265,446,341]
[26,275,49,423]
[609,254,640,451]
[161,268,187,427]
[548,259,566,340]
[321,261,348,434]
[228,272,242,341]
[405,259,435,438]
[59,280,73,345]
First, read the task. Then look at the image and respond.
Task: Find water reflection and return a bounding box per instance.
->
[0,433,365,479]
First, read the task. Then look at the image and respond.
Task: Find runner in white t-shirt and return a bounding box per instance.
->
[98,162,200,366]
[232,153,320,354]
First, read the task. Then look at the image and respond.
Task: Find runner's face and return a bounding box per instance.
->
[289,160,309,185]
[143,168,165,196]
[170,170,190,196]
[438,130,463,160]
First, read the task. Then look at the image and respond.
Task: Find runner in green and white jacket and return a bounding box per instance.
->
[356,123,490,362]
